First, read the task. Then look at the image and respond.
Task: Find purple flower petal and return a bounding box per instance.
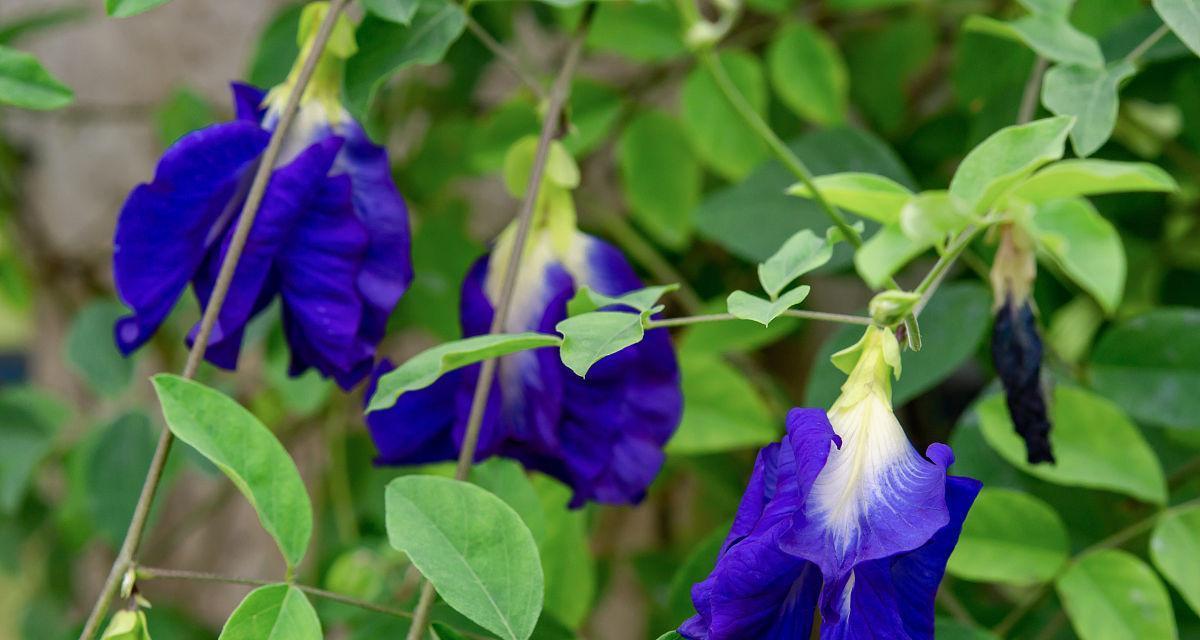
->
[113,121,269,354]
[231,82,267,122]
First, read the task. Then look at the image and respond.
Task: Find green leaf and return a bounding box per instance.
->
[1153,0,1200,58]
[556,312,644,378]
[726,287,811,327]
[667,352,779,455]
[898,191,974,244]
[532,477,595,628]
[965,13,1104,68]
[562,78,623,157]
[386,476,543,640]
[367,333,562,411]
[154,88,217,148]
[65,300,134,397]
[503,136,579,197]
[219,584,322,640]
[247,4,303,87]
[787,173,913,225]
[1090,309,1200,430]
[844,15,937,132]
[585,1,684,62]
[344,4,467,121]
[617,111,701,249]
[361,0,419,25]
[767,22,848,125]
[949,116,1074,213]
[654,633,684,640]
[1056,550,1178,640]
[0,7,89,46]
[105,0,173,18]
[934,618,1000,640]
[1042,61,1136,157]
[85,413,159,546]
[0,45,72,110]
[681,50,769,180]
[805,282,992,408]
[1012,159,1178,202]
[946,488,1069,586]
[152,375,313,567]
[1150,505,1200,618]
[567,284,678,316]
[0,387,69,513]
[756,230,833,299]
[854,224,928,288]
[1029,198,1125,314]
[977,386,1167,504]
[665,526,727,622]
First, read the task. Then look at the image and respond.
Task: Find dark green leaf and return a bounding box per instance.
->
[898,191,974,245]
[367,333,562,411]
[965,13,1104,67]
[386,476,543,640]
[0,45,72,110]
[767,22,848,125]
[85,412,158,546]
[977,386,1166,504]
[247,4,303,87]
[65,300,135,397]
[105,0,173,18]
[218,584,322,640]
[152,375,313,567]
[617,111,701,249]
[787,173,913,225]
[681,50,769,180]
[667,352,779,455]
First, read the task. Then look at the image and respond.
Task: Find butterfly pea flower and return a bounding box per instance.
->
[111,4,411,388]
[680,326,981,639]
[365,212,683,507]
[990,225,1054,463]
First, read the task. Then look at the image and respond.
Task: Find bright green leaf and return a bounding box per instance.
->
[386,476,543,640]
[219,584,321,640]
[617,111,701,249]
[367,333,562,412]
[361,0,419,25]
[0,45,72,110]
[101,610,150,640]
[1150,505,1200,618]
[1090,309,1200,430]
[854,224,929,288]
[757,230,833,298]
[105,0,173,18]
[787,173,913,225]
[1012,159,1178,202]
[1057,550,1177,640]
[965,13,1104,68]
[556,312,644,378]
[344,5,467,121]
[567,284,678,316]
[949,115,1074,213]
[152,375,313,567]
[898,191,974,244]
[1153,0,1200,58]
[726,287,811,327]
[668,353,779,455]
[947,488,1069,586]
[1029,198,1125,314]
[977,386,1167,504]
[843,15,937,132]
[767,22,848,125]
[681,50,769,180]
[503,136,579,197]
[1042,61,1136,157]
[65,301,134,398]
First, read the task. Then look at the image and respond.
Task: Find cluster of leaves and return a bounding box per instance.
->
[3,0,1200,640]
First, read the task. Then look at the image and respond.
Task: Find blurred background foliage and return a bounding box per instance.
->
[2,0,1200,639]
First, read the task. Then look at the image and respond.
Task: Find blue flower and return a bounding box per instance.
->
[365,226,683,507]
[680,327,981,639]
[112,9,411,388]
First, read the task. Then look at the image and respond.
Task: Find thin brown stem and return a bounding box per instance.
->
[1018,57,1048,125]
[76,3,350,637]
[404,7,597,640]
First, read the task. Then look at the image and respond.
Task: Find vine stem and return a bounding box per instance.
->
[1125,24,1171,67]
[403,7,597,640]
[696,49,864,250]
[993,497,1200,638]
[466,17,547,101]
[644,309,872,330]
[76,2,350,637]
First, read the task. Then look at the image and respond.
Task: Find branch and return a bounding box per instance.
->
[404,6,598,639]
[76,2,352,637]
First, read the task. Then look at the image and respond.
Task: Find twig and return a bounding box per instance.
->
[644,310,873,330]
[936,578,980,628]
[1018,57,1048,125]
[404,7,597,640]
[76,3,350,637]
[1125,24,1171,67]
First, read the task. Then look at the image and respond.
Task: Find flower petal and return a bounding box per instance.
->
[113,121,269,354]
[334,118,414,345]
[782,392,952,579]
[231,82,266,122]
[367,360,462,465]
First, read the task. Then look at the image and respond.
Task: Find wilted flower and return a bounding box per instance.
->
[112,4,411,387]
[990,225,1054,463]
[366,215,683,507]
[681,326,980,639]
